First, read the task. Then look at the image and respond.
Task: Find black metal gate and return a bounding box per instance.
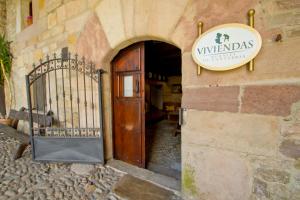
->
[26,52,104,163]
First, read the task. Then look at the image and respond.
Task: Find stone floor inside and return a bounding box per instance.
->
[146,120,181,180]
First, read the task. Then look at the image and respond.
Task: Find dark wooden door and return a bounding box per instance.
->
[112,42,145,168]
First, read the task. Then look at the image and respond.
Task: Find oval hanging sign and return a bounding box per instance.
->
[192,23,262,71]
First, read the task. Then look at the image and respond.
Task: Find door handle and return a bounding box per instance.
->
[136,79,139,94]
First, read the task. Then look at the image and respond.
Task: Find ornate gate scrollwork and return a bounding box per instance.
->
[26,52,104,163]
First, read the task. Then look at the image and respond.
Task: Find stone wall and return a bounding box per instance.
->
[4,0,300,199]
[0,0,5,35]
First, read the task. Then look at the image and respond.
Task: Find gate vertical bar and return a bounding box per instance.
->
[26,75,35,159]
[97,69,104,163]
[61,55,67,135]
[34,64,40,134]
[54,53,60,129]
[83,57,88,133]
[46,55,52,132]
[68,53,74,134]
[75,54,81,135]
[90,63,95,135]
[40,59,46,134]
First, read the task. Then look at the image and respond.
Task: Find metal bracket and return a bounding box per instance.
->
[196,8,256,75]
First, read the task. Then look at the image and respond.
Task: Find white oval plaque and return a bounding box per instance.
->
[192,23,262,71]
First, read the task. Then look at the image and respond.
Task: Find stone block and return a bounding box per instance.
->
[276,0,300,10]
[75,14,112,67]
[281,123,300,137]
[182,110,280,156]
[252,178,270,199]
[46,0,62,13]
[181,36,300,89]
[50,24,64,37]
[120,0,135,38]
[88,0,99,8]
[146,0,189,39]
[182,145,251,200]
[133,0,154,37]
[182,86,240,113]
[95,0,126,48]
[255,168,290,184]
[38,0,45,10]
[286,25,300,38]
[34,49,44,61]
[279,139,300,159]
[269,183,291,200]
[65,11,91,34]
[47,12,57,29]
[65,0,87,18]
[56,5,66,24]
[241,85,300,117]
[70,164,95,175]
[171,0,257,51]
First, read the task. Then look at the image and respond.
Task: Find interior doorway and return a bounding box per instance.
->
[112,41,182,180]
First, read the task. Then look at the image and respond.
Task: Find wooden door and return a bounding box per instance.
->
[112,42,145,168]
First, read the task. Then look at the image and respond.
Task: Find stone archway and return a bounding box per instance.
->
[75,11,182,160]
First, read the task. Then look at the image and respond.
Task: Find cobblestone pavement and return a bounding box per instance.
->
[0,135,124,200]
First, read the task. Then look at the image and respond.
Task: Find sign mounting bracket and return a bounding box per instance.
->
[196,9,258,76]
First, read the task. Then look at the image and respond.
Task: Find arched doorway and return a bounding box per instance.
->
[111,41,181,179]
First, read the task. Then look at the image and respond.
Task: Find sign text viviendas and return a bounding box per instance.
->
[192,23,262,71]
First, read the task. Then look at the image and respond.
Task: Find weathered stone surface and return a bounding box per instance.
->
[46,0,62,13]
[171,0,258,51]
[47,12,57,29]
[281,123,300,137]
[146,0,189,39]
[95,0,126,48]
[133,0,154,36]
[241,85,300,117]
[56,5,66,24]
[269,183,291,200]
[253,178,270,199]
[65,0,87,19]
[182,146,251,200]
[71,164,95,175]
[120,0,135,38]
[279,139,300,159]
[181,38,300,88]
[183,110,280,156]
[276,0,300,10]
[65,11,91,34]
[113,174,177,200]
[256,168,290,184]
[76,14,111,67]
[182,86,240,112]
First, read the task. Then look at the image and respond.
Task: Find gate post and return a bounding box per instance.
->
[97,69,105,164]
[25,75,35,160]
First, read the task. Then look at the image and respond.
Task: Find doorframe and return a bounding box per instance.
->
[110,42,146,168]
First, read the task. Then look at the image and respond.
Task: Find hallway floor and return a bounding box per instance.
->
[147,120,181,180]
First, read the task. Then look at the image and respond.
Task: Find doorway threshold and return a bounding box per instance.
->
[107,159,181,193]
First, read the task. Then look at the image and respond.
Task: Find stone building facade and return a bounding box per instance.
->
[2,0,300,199]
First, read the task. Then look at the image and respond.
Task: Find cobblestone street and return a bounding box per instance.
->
[0,135,123,200]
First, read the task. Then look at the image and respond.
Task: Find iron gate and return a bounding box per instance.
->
[26,52,104,163]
